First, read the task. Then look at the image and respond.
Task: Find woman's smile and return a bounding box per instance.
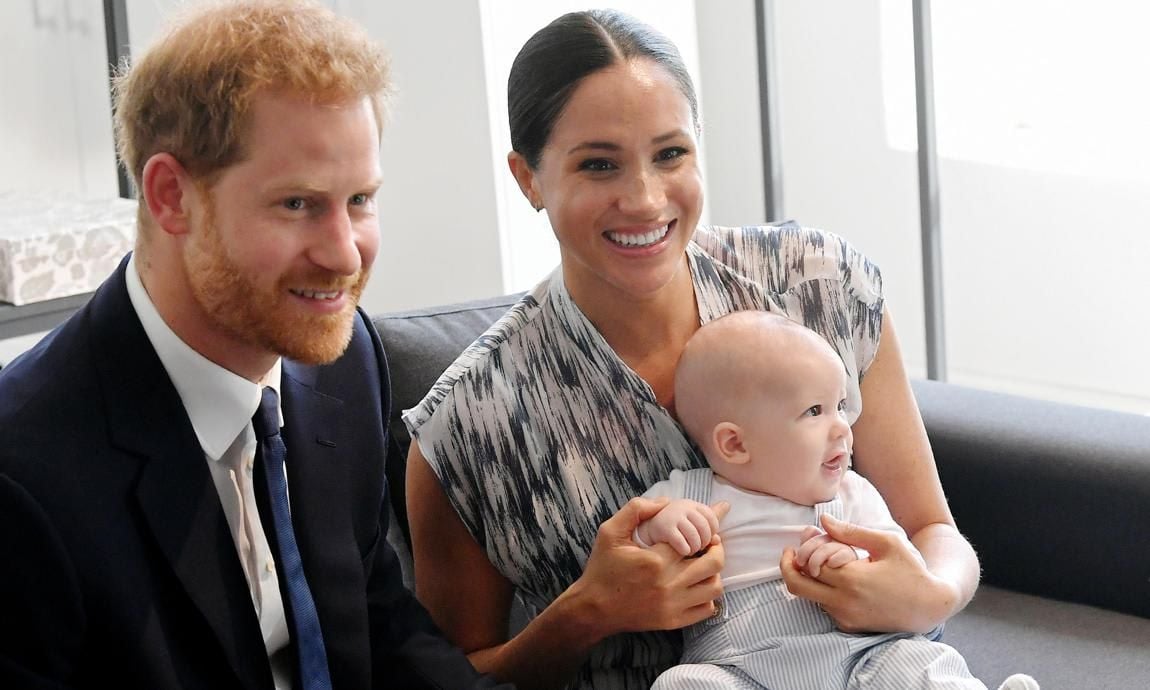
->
[604,220,674,250]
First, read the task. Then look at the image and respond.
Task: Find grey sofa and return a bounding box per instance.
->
[373,294,1150,690]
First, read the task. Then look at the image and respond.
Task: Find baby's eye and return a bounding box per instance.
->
[804,405,823,417]
[837,399,848,413]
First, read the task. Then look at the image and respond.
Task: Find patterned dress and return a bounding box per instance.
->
[403,223,885,689]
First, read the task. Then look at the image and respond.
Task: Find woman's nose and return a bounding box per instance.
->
[617,168,666,216]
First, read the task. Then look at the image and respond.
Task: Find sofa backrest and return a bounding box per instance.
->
[373,293,524,549]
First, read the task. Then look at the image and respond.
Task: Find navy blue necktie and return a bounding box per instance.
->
[253,387,333,690]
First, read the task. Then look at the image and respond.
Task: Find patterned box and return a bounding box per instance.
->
[0,193,137,305]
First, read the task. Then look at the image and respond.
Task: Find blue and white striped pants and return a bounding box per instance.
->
[653,468,986,689]
[652,580,986,689]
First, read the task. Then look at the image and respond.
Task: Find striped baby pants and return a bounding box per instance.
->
[652,469,986,690]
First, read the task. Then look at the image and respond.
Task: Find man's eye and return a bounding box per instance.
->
[349,193,370,206]
[579,158,615,172]
[805,405,823,417]
[283,197,308,211]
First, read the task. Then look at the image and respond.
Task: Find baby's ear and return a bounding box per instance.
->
[713,422,750,465]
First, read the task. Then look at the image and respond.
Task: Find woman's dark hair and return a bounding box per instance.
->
[508,9,700,169]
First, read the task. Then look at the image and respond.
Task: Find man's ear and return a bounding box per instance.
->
[713,422,751,465]
[140,152,195,237]
[507,151,542,210]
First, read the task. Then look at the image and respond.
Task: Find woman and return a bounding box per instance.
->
[404,9,979,689]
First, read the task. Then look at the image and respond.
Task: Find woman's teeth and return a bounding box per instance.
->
[606,224,669,248]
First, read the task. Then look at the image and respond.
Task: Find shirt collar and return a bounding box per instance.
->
[125,254,282,461]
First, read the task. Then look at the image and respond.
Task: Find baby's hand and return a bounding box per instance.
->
[636,499,728,557]
[795,524,859,577]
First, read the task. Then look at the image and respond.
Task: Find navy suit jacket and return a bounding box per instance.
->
[0,258,498,689]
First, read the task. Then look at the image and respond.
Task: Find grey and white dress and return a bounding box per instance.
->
[404,222,885,690]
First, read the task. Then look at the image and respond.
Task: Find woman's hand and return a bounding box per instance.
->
[410,446,725,689]
[565,497,726,640]
[780,514,958,634]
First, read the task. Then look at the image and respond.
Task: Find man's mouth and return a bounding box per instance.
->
[290,288,344,301]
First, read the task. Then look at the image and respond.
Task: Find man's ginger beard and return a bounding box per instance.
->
[183,195,369,366]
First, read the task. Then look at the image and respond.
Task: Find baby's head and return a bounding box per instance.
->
[674,311,853,505]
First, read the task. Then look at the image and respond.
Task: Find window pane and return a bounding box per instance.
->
[926,0,1150,413]
[779,0,1148,414]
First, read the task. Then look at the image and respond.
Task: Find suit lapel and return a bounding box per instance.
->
[280,361,366,678]
[279,358,346,573]
[88,259,271,689]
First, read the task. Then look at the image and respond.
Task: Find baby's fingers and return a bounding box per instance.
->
[802,540,844,577]
[665,529,694,557]
[676,519,705,556]
[794,531,831,567]
[825,546,858,570]
[685,512,717,553]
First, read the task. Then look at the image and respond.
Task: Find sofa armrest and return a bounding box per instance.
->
[911,379,1150,619]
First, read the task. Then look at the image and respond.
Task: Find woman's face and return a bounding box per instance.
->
[514,59,703,306]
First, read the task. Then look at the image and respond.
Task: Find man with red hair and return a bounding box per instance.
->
[0,2,499,688]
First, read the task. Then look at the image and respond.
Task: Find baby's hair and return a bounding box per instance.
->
[674,311,841,457]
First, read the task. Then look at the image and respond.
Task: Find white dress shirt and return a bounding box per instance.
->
[126,255,292,689]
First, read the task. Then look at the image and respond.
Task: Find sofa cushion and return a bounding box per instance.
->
[944,584,1150,688]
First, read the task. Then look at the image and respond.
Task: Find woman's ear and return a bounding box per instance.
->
[507,151,542,211]
[140,152,194,237]
[713,422,751,465]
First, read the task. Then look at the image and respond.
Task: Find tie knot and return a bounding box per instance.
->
[253,386,281,440]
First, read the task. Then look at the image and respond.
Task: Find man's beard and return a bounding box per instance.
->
[184,203,368,366]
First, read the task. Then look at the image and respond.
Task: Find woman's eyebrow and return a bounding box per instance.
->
[567,141,620,155]
[566,130,688,155]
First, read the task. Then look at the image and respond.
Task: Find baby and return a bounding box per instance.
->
[637,311,1038,690]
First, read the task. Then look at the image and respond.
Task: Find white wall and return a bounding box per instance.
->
[335,0,506,312]
[694,0,767,227]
